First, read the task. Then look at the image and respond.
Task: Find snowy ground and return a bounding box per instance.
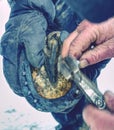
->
[0,0,114,130]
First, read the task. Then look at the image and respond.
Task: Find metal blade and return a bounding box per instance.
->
[58,57,72,80]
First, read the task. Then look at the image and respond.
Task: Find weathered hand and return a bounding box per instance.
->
[83,91,114,130]
[61,18,114,68]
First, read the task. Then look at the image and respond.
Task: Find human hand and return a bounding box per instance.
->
[83,91,114,130]
[61,18,114,68]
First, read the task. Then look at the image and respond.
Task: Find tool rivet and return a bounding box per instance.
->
[34,99,37,103]
[22,71,26,76]
[24,81,28,85]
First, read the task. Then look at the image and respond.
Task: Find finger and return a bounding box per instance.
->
[83,105,99,126]
[83,105,113,129]
[61,30,78,58]
[69,26,97,59]
[77,19,93,33]
[104,91,114,112]
[79,39,114,68]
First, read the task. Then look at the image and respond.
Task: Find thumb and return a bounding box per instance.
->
[83,105,114,130]
[61,30,79,58]
[83,105,99,126]
[82,105,110,126]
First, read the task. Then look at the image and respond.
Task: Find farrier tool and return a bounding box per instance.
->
[58,56,106,109]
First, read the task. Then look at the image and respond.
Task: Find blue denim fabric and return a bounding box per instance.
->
[9,0,55,23]
[54,0,83,32]
[65,0,114,22]
[52,96,87,130]
[1,11,47,96]
[0,0,111,129]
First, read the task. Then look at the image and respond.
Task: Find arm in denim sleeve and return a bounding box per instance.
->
[64,0,114,22]
[29,0,56,22]
[54,0,83,33]
[0,0,55,96]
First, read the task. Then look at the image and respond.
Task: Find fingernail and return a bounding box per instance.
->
[79,59,89,68]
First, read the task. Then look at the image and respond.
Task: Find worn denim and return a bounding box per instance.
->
[0,0,111,129]
[65,0,114,22]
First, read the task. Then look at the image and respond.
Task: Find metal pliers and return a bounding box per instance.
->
[58,56,106,109]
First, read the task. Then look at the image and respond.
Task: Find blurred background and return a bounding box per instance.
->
[0,0,114,130]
